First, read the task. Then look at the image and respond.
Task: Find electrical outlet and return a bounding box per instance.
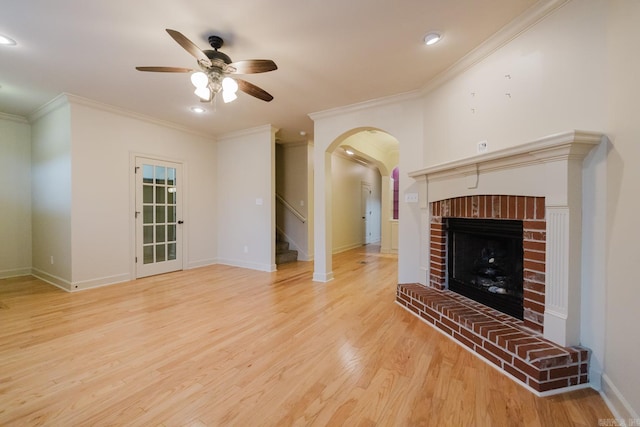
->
[50,256,54,265]
[477,140,488,154]
[243,246,249,253]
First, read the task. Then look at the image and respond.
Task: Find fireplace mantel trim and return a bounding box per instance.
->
[409,130,603,181]
[409,130,604,348]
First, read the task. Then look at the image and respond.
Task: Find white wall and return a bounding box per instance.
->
[217,125,276,271]
[602,0,640,419]
[421,1,607,164]
[311,93,424,283]
[0,114,32,278]
[30,101,73,287]
[418,0,638,418]
[25,95,218,290]
[331,154,381,253]
[67,97,217,289]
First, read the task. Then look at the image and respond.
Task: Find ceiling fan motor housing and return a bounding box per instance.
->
[204,49,232,65]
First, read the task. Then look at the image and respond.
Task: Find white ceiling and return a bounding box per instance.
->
[1,0,538,142]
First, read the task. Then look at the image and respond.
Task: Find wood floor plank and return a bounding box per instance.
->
[0,245,613,425]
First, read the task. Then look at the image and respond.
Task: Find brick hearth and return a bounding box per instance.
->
[396,283,590,394]
[404,131,604,393]
[429,195,546,333]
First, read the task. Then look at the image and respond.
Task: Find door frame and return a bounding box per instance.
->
[129,152,188,279]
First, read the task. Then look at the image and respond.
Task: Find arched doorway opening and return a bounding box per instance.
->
[313,127,399,281]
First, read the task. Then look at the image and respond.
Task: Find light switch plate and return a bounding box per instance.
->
[405,193,418,203]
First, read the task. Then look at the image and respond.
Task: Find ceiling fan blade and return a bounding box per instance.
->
[235,78,274,102]
[229,59,278,74]
[136,66,194,73]
[165,29,212,67]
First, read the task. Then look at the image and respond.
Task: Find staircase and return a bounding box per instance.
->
[276,231,298,265]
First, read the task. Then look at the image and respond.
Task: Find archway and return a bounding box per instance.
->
[312,127,399,281]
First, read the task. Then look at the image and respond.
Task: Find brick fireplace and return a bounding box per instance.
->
[399,130,603,394]
[430,195,546,333]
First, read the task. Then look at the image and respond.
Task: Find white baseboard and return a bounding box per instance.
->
[0,268,32,279]
[187,258,218,269]
[217,258,276,272]
[313,271,334,282]
[71,273,132,291]
[31,269,73,292]
[332,242,364,254]
[601,373,639,425]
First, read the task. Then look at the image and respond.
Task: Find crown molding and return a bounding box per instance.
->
[217,123,279,142]
[308,90,422,122]
[420,0,569,96]
[28,93,216,140]
[0,111,29,124]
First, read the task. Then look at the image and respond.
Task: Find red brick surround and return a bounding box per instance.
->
[396,283,590,393]
[430,195,546,333]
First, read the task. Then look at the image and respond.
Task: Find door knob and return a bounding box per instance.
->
[178,220,184,224]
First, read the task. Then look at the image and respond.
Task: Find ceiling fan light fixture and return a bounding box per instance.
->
[194,86,212,101]
[222,77,238,94]
[190,71,209,88]
[222,90,238,103]
[423,32,442,46]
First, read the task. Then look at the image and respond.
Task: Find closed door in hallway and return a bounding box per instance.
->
[135,157,183,278]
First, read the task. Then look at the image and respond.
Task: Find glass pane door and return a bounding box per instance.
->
[136,158,183,278]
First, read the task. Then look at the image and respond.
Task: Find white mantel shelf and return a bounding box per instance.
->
[408,129,605,347]
[409,130,604,180]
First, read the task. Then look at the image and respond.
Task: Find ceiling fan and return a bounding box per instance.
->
[136,29,277,103]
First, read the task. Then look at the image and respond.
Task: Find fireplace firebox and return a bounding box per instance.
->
[446,218,524,320]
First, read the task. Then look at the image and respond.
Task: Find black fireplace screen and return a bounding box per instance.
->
[446,218,524,320]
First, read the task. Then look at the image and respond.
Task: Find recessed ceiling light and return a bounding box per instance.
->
[190,106,206,114]
[0,34,17,46]
[423,32,442,46]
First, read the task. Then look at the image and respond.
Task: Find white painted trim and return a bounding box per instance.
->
[410,129,604,347]
[71,273,132,291]
[28,94,69,123]
[332,242,364,255]
[601,374,639,425]
[420,0,569,96]
[216,258,276,273]
[0,268,32,279]
[309,90,421,122]
[29,93,216,139]
[0,112,28,123]
[31,269,72,292]
[187,258,218,269]
[129,153,189,280]
[409,130,603,178]
[218,123,277,142]
[313,271,334,282]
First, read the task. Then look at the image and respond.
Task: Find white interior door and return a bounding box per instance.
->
[362,183,373,244]
[135,157,183,278]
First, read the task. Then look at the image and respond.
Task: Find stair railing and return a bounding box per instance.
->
[276,193,307,223]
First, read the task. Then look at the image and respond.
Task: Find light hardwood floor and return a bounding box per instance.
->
[0,245,613,426]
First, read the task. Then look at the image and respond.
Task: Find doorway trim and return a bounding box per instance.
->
[129,152,189,279]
